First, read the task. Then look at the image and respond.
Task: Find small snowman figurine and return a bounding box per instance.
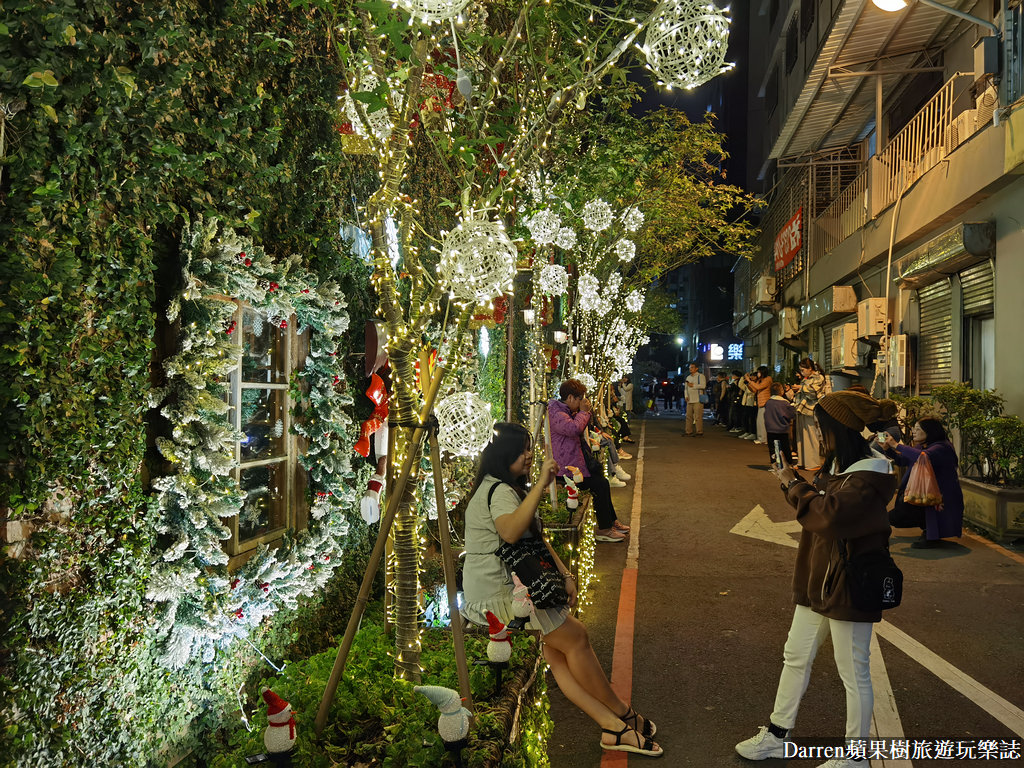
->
[484,611,512,667]
[415,685,471,746]
[261,688,296,760]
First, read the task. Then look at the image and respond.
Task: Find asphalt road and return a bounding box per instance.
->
[545,412,1024,767]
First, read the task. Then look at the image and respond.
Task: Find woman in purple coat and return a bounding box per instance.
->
[879,418,964,548]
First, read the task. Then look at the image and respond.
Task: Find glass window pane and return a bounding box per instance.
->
[239,462,288,541]
[240,388,287,461]
[241,307,287,384]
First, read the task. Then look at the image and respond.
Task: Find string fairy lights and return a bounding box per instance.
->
[641,0,734,90]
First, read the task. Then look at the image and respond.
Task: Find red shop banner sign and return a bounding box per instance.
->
[774,207,802,272]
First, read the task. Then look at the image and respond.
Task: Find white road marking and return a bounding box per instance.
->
[876,620,1024,737]
[730,504,802,548]
[870,631,911,767]
[626,422,646,569]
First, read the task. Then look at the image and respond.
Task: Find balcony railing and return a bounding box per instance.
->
[875,73,973,211]
[810,167,868,267]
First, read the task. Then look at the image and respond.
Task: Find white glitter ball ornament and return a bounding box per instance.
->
[525,209,563,246]
[614,239,636,263]
[621,206,645,232]
[555,227,578,251]
[582,199,613,232]
[395,0,471,24]
[538,263,569,297]
[344,70,392,141]
[642,0,733,90]
[435,392,495,457]
[439,219,517,304]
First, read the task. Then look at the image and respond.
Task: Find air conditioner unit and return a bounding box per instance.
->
[857,298,888,338]
[887,334,909,388]
[975,83,998,128]
[755,276,776,307]
[944,109,977,154]
[778,306,800,338]
[830,323,861,369]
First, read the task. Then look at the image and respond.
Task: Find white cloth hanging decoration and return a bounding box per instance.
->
[435,391,495,458]
[555,226,578,251]
[439,219,517,304]
[538,263,569,297]
[642,0,733,90]
[614,238,636,263]
[344,69,392,140]
[621,206,645,232]
[395,0,471,24]
[582,199,613,232]
[525,209,562,246]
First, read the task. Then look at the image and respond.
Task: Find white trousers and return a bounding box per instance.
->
[770,604,874,739]
[756,406,767,443]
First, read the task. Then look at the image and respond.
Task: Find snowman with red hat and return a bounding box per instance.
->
[262,687,296,758]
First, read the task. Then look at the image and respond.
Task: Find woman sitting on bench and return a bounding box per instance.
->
[462,422,663,757]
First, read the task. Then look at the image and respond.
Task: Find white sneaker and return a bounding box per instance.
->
[817,759,860,768]
[744,434,757,440]
[730,427,743,433]
[608,476,627,488]
[614,465,631,481]
[617,449,633,460]
[735,726,786,760]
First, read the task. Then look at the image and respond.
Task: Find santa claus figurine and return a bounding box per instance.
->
[564,466,584,510]
[262,688,296,756]
[508,574,533,630]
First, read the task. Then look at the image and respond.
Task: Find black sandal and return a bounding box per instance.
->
[619,705,657,738]
[600,724,663,757]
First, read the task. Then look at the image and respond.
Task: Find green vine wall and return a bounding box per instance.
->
[0,1,378,764]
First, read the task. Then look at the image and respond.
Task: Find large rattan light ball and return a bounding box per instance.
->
[614,238,636,263]
[526,210,562,246]
[642,0,732,90]
[344,70,392,140]
[576,372,596,392]
[582,199,613,232]
[626,289,644,313]
[395,0,472,24]
[538,263,569,297]
[439,219,517,304]
[435,392,494,457]
[621,206,645,232]
[555,227,578,250]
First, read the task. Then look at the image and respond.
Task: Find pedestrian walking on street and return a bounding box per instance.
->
[461,423,663,757]
[683,363,707,436]
[735,391,899,768]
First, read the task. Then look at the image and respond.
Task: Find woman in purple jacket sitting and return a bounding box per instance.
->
[879,417,964,548]
[548,379,628,543]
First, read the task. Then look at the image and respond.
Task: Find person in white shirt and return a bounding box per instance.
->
[683,363,707,436]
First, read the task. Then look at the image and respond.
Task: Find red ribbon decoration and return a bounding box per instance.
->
[354,374,389,458]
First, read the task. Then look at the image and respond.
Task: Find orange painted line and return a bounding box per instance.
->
[965,530,1024,566]
[602,567,638,768]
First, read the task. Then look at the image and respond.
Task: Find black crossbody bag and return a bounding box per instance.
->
[839,539,903,611]
[488,482,569,610]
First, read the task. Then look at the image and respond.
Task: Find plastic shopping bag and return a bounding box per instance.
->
[904,451,943,507]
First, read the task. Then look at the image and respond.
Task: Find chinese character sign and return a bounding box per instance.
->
[727,343,744,361]
[774,208,802,272]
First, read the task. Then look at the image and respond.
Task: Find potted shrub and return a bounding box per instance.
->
[927,383,1024,540]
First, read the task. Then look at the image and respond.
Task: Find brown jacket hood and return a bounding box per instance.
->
[784,455,898,622]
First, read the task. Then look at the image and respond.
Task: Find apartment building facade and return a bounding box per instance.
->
[734,0,1024,415]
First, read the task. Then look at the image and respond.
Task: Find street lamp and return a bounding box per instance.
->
[870,0,1000,37]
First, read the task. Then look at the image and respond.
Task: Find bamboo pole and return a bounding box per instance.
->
[314,364,448,736]
[427,432,475,719]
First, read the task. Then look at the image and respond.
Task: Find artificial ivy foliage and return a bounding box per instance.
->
[0,1,377,764]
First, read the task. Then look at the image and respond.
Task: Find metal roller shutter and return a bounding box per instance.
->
[917,280,953,394]
[960,261,994,316]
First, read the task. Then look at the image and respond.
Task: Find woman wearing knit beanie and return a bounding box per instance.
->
[736,391,899,768]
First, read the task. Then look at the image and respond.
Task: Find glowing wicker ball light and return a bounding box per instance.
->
[642,0,733,90]
[626,289,645,313]
[395,0,471,23]
[577,273,604,313]
[344,70,392,141]
[525,210,562,246]
[538,263,570,297]
[435,392,495,458]
[582,199,613,232]
[555,227,578,251]
[614,238,636,263]
[439,220,517,304]
[576,372,597,392]
[621,206,645,232]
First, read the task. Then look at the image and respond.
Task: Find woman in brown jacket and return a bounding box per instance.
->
[736,392,899,768]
